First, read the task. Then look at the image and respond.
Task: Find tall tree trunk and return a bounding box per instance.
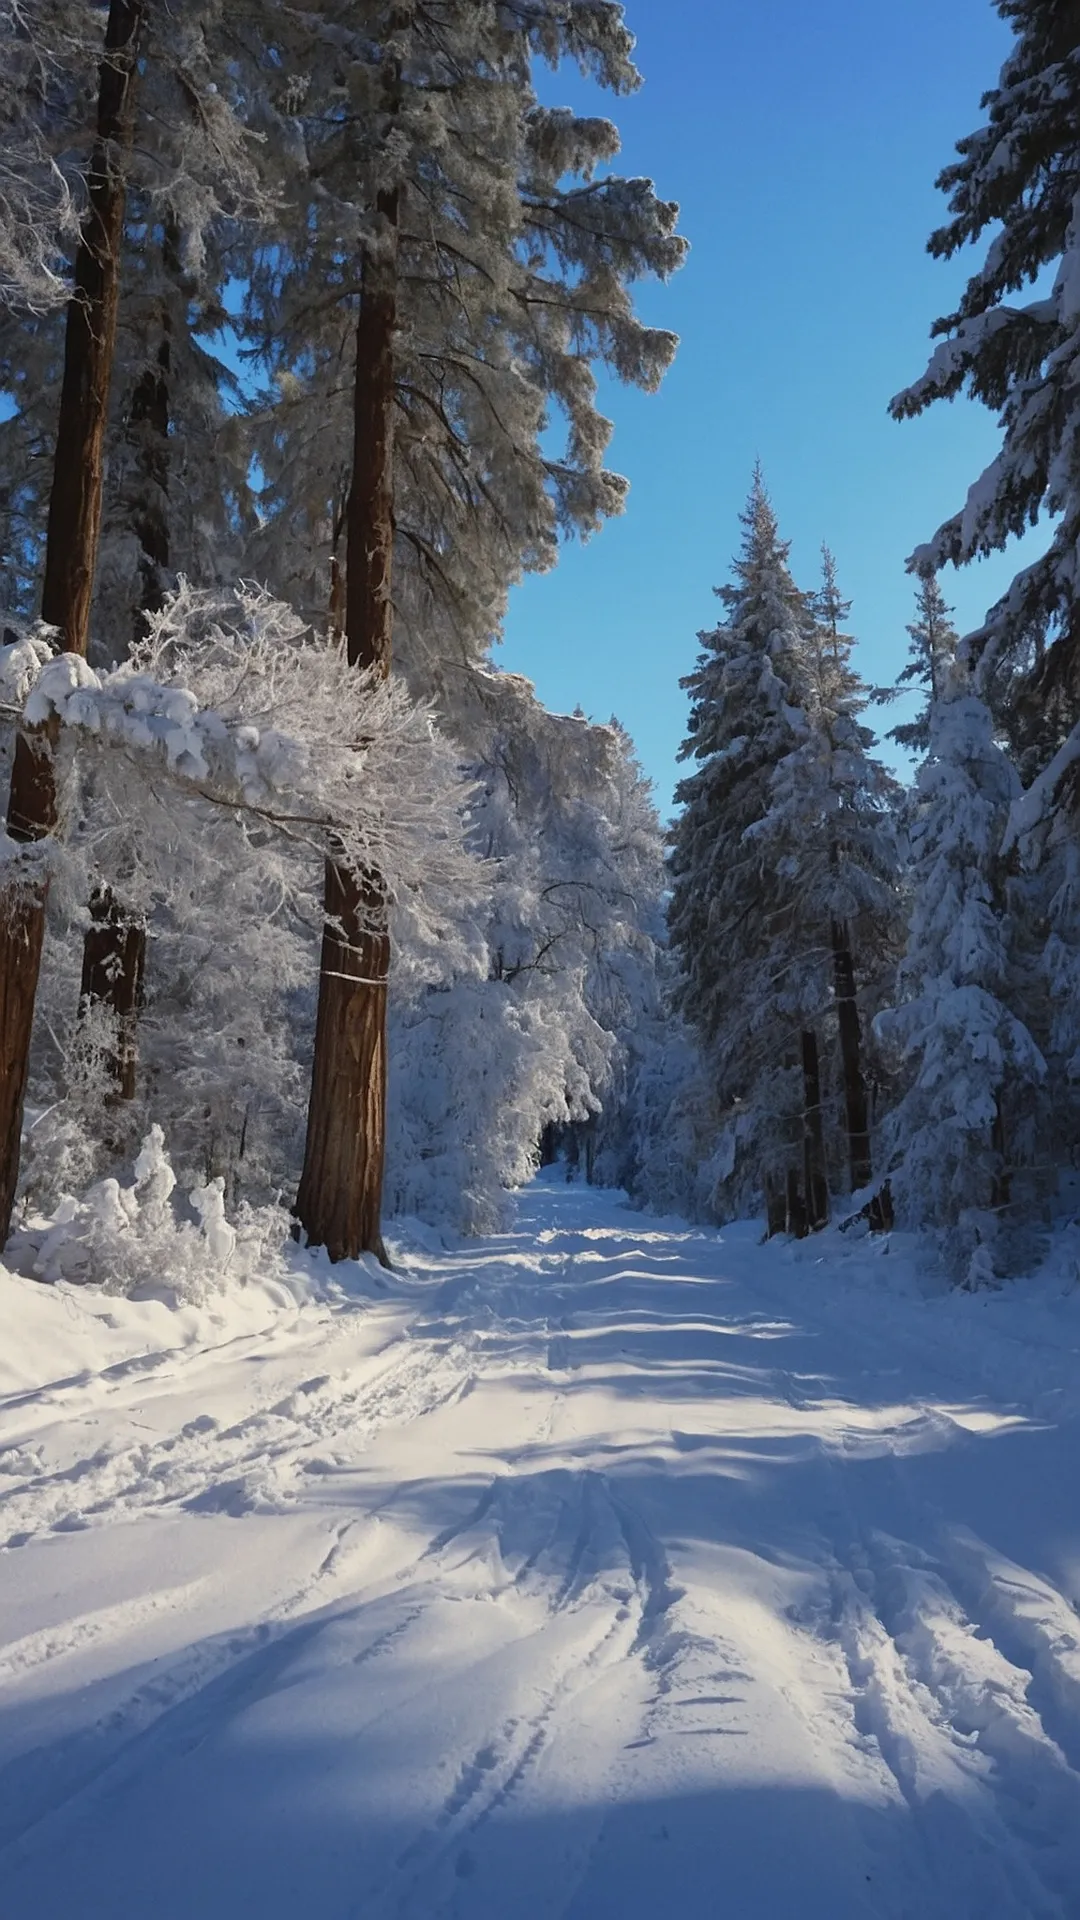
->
[831,920,872,1193]
[0,0,145,1242]
[40,1,146,652]
[801,1027,830,1230]
[78,266,172,1095]
[294,860,390,1262]
[294,168,402,1265]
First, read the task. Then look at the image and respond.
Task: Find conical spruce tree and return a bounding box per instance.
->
[752,552,902,1202]
[885,570,960,756]
[875,669,1046,1280]
[668,472,816,1222]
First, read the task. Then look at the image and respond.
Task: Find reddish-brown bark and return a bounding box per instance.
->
[41,1,147,653]
[294,175,401,1264]
[294,861,391,1264]
[0,0,145,1242]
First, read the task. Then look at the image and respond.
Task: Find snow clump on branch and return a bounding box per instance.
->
[21,580,488,970]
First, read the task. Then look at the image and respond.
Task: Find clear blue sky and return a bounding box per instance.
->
[500,0,1029,814]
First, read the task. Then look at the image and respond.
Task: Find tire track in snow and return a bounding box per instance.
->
[0,1502,402,1859]
[0,1330,478,1549]
[824,1528,1080,1918]
[354,1467,682,1920]
[934,1526,1080,1778]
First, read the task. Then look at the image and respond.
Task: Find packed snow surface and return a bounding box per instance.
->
[2,1178,1080,1918]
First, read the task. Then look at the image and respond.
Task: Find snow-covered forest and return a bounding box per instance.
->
[0,0,1078,1290]
[0,0,685,1272]
[4,3,1080,1914]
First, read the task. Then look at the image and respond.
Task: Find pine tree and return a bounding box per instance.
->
[239,0,684,1260]
[0,0,147,1243]
[751,549,902,1203]
[875,669,1045,1279]
[242,1,683,694]
[885,570,960,756]
[891,1,1080,768]
[668,472,815,1220]
[0,0,266,1228]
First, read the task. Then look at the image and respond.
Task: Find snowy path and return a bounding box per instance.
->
[2,1182,1080,1918]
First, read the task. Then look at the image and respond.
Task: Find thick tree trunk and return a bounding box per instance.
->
[0,893,49,1234]
[41,1,146,652]
[801,1027,830,1231]
[538,1123,560,1169]
[831,919,872,1193]
[0,0,144,1243]
[294,165,402,1264]
[294,859,390,1264]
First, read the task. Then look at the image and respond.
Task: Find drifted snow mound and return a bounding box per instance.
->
[19,1126,248,1301]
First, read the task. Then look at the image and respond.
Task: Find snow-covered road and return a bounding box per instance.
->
[3,1179,1080,1918]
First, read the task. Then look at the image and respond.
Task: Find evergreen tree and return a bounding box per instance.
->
[753,551,902,1200]
[891,1,1080,769]
[884,570,960,756]
[668,472,815,1220]
[242,1,684,696]
[0,0,148,1243]
[0,0,265,1225]
[875,670,1045,1280]
[235,0,684,1260]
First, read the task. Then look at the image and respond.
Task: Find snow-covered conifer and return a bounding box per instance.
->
[228,1,682,1259]
[670,499,901,1224]
[751,551,903,1198]
[891,1,1080,767]
[883,570,960,756]
[242,1,685,695]
[0,2,262,649]
[668,473,816,1218]
[875,669,1045,1279]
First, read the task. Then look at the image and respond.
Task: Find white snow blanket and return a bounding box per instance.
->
[2,1178,1080,1918]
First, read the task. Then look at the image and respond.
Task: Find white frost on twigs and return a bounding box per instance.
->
[0,623,54,709]
[17,580,486,944]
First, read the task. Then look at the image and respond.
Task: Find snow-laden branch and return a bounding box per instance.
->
[8,582,488,948]
[1002,718,1080,860]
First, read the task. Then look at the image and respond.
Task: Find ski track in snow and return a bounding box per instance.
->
[1,1182,1080,1917]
